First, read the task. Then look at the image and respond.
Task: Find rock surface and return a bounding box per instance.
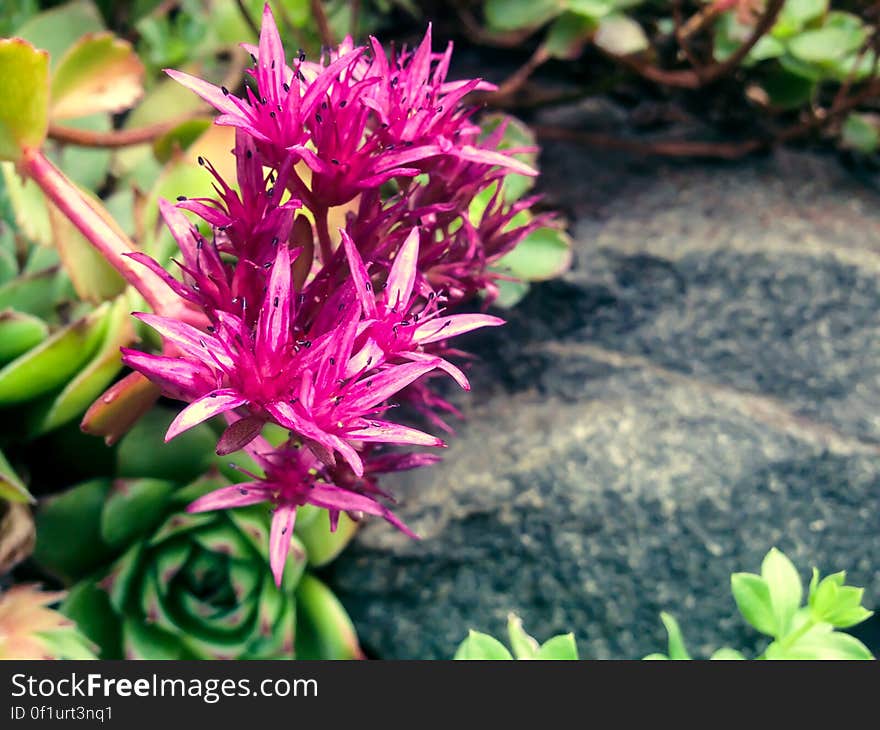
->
[329,145,880,660]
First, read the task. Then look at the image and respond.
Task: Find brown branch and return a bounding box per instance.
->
[489,44,551,103]
[48,114,210,149]
[310,0,335,49]
[679,3,723,41]
[612,0,785,89]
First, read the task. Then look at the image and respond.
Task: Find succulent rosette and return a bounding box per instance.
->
[34,467,362,660]
[0,584,96,660]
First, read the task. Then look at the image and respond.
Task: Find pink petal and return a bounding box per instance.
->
[165,389,249,441]
[133,313,232,369]
[125,252,199,304]
[414,313,505,344]
[346,359,440,413]
[121,349,215,401]
[385,227,419,312]
[458,145,537,176]
[257,245,292,360]
[258,3,285,94]
[341,230,378,318]
[327,434,364,477]
[187,483,271,513]
[307,484,417,539]
[269,504,297,587]
[164,69,243,117]
[402,351,469,390]
[346,420,445,447]
[266,401,333,447]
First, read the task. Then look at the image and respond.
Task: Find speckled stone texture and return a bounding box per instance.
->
[328,145,880,659]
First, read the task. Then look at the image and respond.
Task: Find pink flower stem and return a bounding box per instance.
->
[19,147,181,317]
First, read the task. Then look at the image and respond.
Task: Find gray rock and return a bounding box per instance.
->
[329,148,880,659]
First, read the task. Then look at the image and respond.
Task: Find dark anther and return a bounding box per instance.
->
[283,82,290,92]
[339,100,347,107]
[316,113,323,123]
[176,195,187,201]
[197,156,205,166]
[331,158,339,165]
[246,149,253,159]
[299,50,306,62]
[221,86,230,95]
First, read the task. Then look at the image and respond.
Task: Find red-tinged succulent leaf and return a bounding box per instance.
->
[0,39,50,161]
[81,371,161,446]
[294,574,365,660]
[50,32,145,120]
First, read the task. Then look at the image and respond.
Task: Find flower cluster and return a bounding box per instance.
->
[123,4,543,585]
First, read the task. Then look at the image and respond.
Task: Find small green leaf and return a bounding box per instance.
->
[536,633,579,660]
[566,0,615,18]
[659,612,690,660]
[766,626,874,660]
[841,114,880,154]
[0,447,33,503]
[710,648,746,660]
[731,572,778,637]
[0,310,48,364]
[544,12,596,60]
[788,27,867,64]
[778,0,828,30]
[759,68,816,109]
[642,653,669,660]
[761,547,802,637]
[454,630,514,660]
[50,32,144,120]
[493,226,573,282]
[491,277,530,308]
[809,570,874,628]
[507,613,539,659]
[484,0,564,32]
[0,39,49,161]
[593,14,648,56]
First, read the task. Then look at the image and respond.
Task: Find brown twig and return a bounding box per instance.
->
[673,0,707,82]
[489,44,551,102]
[612,0,785,89]
[310,0,335,49]
[48,114,210,149]
[678,3,723,41]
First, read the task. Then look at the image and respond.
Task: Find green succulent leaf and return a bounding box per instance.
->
[50,32,144,120]
[34,478,114,581]
[659,612,690,660]
[100,478,177,550]
[731,572,777,637]
[494,226,573,282]
[14,0,104,69]
[61,579,122,659]
[0,310,48,365]
[710,648,747,660]
[295,573,363,660]
[295,508,358,567]
[808,568,874,628]
[115,406,216,483]
[454,630,514,660]
[0,39,50,162]
[0,447,33,503]
[0,161,52,246]
[761,547,802,637]
[0,301,108,406]
[29,293,133,435]
[535,633,579,660]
